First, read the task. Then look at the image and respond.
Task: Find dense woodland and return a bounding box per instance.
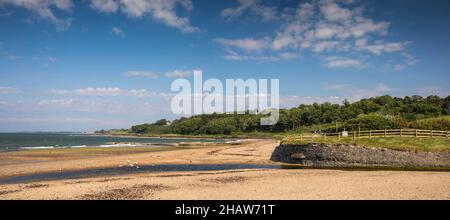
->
[125,95,450,135]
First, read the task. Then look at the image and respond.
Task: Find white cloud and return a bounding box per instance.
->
[48,56,57,63]
[49,89,69,95]
[221,0,277,22]
[375,83,392,93]
[314,23,345,39]
[272,33,297,51]
[124,70,158,79]
[124,69,199,78]
[360,41,409,55]
[0,116,108,124]
[223,49,250,61]
[418,86,449,97]
[295,2,315,21]
[325,57,366,68]
[1,0,73,31]
[37,99,74,107]
[350,18,389,38]
[342,0,358,4]
[222,49,297,62]
[165,69,197,78]
[271,22,310,51]
[74,87,122,96]
[394,52,417,71]
[0,100,11,108]
[393,64,406,71]
[89,0,198,33]
[0,86,21,94]
[278,52,298,60]
[112,26,125,37]
[322,82,395,101]
[219,0,409,65]
[90,0,119,13]
[319,0,353,23]
[214,38,268,52]
[313,41,340,53]
[11,96,174,127]
[402,53,417,66]
[54,0,73,10]
[50,87,170,98]
[355,37,368,47]
[34,98,125,114]
[119,0,151,17]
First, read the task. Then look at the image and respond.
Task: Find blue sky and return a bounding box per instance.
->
[0,0,449,132]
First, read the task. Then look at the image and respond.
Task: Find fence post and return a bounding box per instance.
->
[415,129,418,137]
[324,133,327,141]
[384,129,387,137]
[369,130,372,139]
[338,132,341,141]
[300,133,303,141]
[353,131,355,140]
[447,130,449,139]
[431,130,433,138]
[400,129,403,137]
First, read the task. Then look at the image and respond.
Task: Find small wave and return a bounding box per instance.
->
[225,140,242,144]
[99,143,137,148]
[20,146,55,150]
[65,145,87,148]
[18,145,88,150]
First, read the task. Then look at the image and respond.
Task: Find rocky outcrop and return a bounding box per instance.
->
[271,143,450,169]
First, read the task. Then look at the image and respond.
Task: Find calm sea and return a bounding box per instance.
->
[0,133,222,151]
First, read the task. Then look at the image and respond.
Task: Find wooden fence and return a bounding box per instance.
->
[287,129,449,142]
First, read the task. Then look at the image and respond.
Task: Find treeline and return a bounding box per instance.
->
[129,95,450,135]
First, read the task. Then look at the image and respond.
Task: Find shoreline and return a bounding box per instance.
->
[0,135,235,152]
[0,139,264,179]
[1,139,450,199]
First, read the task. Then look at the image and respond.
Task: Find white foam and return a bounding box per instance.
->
[67,145,87,148]
[20,146,54,150]
[19,145,88,150]
[99,143,137,148]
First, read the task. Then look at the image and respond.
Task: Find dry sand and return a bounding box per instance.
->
[0,139,449,200]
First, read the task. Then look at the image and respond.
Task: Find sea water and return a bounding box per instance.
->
[0,133,222,151]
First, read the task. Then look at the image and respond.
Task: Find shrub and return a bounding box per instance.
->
[344,113,404,131]
[199,117,237,135]
[411,116,450,130]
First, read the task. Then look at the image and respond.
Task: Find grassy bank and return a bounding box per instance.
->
[282,136,450,152]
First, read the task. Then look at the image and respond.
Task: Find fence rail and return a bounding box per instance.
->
[285,129,449,142]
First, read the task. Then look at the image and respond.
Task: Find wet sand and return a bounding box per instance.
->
[0,139,449,200]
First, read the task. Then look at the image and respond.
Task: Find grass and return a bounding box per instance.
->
[412,115,450,130]
[282,135,450,152]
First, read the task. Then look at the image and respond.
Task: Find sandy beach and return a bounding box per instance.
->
[0,139,449,200]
